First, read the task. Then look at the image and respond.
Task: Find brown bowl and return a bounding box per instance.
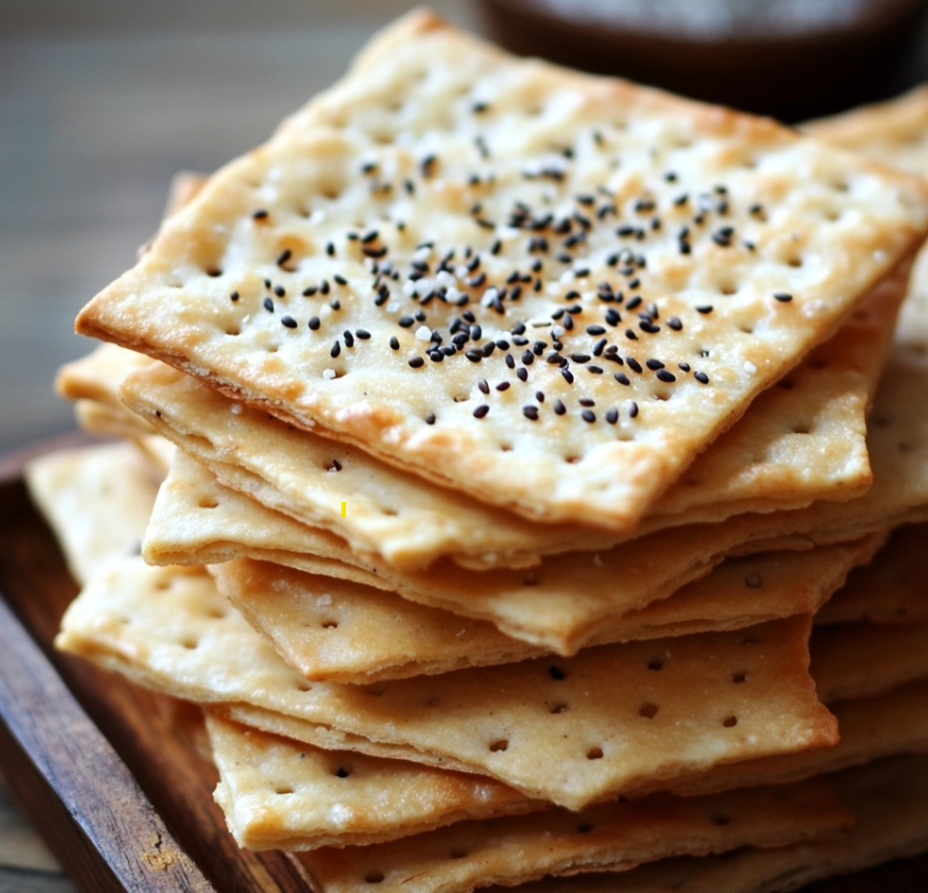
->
[478,0,928,121]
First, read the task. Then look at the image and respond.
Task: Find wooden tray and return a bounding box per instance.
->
[0,437,926,893]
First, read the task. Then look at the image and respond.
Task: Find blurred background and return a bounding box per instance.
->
[3,0,928,455]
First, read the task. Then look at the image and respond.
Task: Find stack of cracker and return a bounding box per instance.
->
[28,10,928,892]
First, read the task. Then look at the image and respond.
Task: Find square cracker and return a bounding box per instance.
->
[205,711,541,851]
[210,535,882,683]
[24,441,162,586]
[293,778,850,893]
[76,10,928,531]
[55,559,836,810]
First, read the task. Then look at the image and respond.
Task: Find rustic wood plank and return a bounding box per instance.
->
[0,585,215,892]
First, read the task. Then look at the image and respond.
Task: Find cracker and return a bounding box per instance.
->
[55,342,156,414]
[73,398,154,439]
[75,11,928,532]
[55,561,835,809]
[205,711,541,851]
[295,779,850,893]
[24,442,162,585]
[211,535,882,683]
[816,523,928,626]
[804,83,928,176]
[490,752,928,893]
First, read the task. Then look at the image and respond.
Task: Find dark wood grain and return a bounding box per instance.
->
[0,465,315,892]
[0,441,926,892]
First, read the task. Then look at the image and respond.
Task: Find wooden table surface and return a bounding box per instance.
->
[2,2,928,890]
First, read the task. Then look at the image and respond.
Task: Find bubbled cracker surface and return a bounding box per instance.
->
[76,11,928,530]
[297,780,849,893]
[56,566,834,810]
[213,535,879,683]
[205,712,539,851]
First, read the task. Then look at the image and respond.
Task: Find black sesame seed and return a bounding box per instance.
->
[303,286,318,297]
[263,297,275,313]
[281,315,297,329]
[505,354,516,369]
[230,291,239,302]
[629,401,639,418]
[466,349,483,363]
[581,409,596,423]
[356,329,371,340]
[774,292,793,303]
[579,398,595,407]
[276,248,292,267]
[571,354,591,364]
[696,305,713,314]
[482,342,496,358]
[473,404,490,419]
[679,362,691,372]
[586,325,606,336]
[428,350,444,362]
[496,339,510,350]
[554,399,566,415]
[496,381,510,391]
[398,316,415,328]
[656,369,676,382]
[252,209,269,220]
[561,368,575,385]
[274,285,286,298]
[331,299,341,311]
[640,321,660,334]
[478,379,490,394]
[587,366,603,374]
[320,280,330,295]
[308,316,321,331]
[592,338,607,357]
[625,329,638,340]
[326,242,335,257]
[522,405,539,420]
[695,371,710,384]
[522,350,535,366]
[343,331,355,348]
[614,372,630,386]
[605,308,621,326]
[605,407,618,424]
[389,336,399,350]
[425,412,436,424]
[517,367,528,381]
[330,341,341,358]
[409,357,425,368]
[627,357,643,373]
[334,274,348,286]
[667,317,683,331]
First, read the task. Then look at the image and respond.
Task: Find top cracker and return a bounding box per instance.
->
[76,10,928,530]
